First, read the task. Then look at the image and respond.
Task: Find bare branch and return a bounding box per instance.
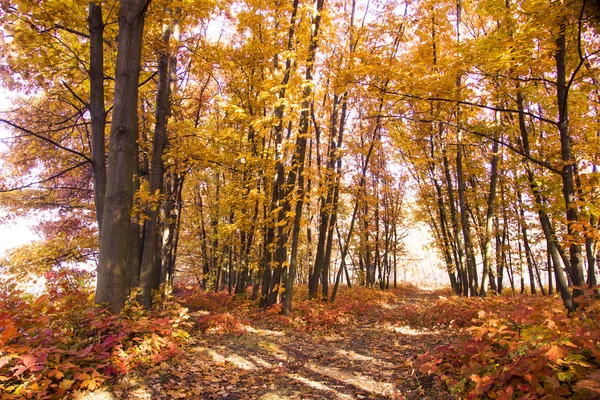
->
[372,86,559,126]
[0,161,88,193]
[0,119,92,163]
[61,81,89,108]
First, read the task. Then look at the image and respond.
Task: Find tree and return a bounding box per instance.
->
[95,0,150,312]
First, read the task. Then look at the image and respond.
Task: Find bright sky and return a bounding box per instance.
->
[0,217,37,256]
[0,90,39,257]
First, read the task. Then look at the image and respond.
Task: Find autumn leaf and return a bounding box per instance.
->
[0,322,18,346]
[74,372,91,381]
[167,390,187,398]
[575,375,600,394]
[58,379,74,391]
[80,378,98,391]
[546,345,567,362]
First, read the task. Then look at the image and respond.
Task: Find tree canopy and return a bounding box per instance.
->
[1,0,600,311]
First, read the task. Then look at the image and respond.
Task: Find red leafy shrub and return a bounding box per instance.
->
[0,271,190,399]
[418,290,600,399]
[178,286,250,313]
[195,312,250,335]
[273,286,401,332]
[180,285,401,333]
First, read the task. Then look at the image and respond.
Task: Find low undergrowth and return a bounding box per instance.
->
[416,289,600,399]
[182,284,408,335]
[0,270,191,399]
[4,275,598,399]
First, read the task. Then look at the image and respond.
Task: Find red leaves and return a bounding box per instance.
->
[470,374,492,395]
[416,294,600,399]
[0,320,18,347]
[11,354,44,377]
[545,345,567,362]
[196,312,249,335]
[575,372,600,395]
[0,279,190,399]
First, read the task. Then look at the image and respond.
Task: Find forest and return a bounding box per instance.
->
[1,0,600,398]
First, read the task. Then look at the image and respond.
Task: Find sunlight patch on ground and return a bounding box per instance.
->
[258,341,288,361]
[244,325,285,336]
[223,353,257,370]
[287,373,354,400]
[257,393,294,400]
[336,349,394,367]
[77,390,116,400]
[384,324,441,336]
[114,378,153,400]
[307,362,396,397]
[195,347,257,370]
[247,354,274,368]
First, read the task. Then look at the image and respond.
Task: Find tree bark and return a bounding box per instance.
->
[88,2,107,236]
[555,24,587,299]
[139,13,174,307]
[480,137,499,297]
[516,85,573,309]
[96,0,149,313]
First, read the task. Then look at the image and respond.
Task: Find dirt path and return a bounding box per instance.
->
[117,290,457,399]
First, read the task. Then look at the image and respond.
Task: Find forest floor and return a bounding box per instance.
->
[4,281,597,399]
[111,286,459,400]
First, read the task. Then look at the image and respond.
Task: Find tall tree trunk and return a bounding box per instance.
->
[480,137,499,297]
[139,13,174,307]
[548,251,554,295]
[330,136,377,302]
[164,174,184,288]
[282,0,325,313]
[96,0,149,313]
[454,0,479,297]
[517,194,537,295]
[260,0,299,308]
[127,144,142,291]
[516,86,573,309]
[442,149,467,295]
[555,24,587,299]
[88,2,107,235]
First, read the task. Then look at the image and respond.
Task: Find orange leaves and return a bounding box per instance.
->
[0,320,18,347]
[419,360,440,375]
[470,373,492,395]
[58,379,75,391]
[575,372,600,395]
[545,345,568,362]
[196,312,249,335]
[0,275,190,399]
[417,293,600,399]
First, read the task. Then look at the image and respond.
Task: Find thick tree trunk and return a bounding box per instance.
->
[96,0,149,313]
[127,145,142,290]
